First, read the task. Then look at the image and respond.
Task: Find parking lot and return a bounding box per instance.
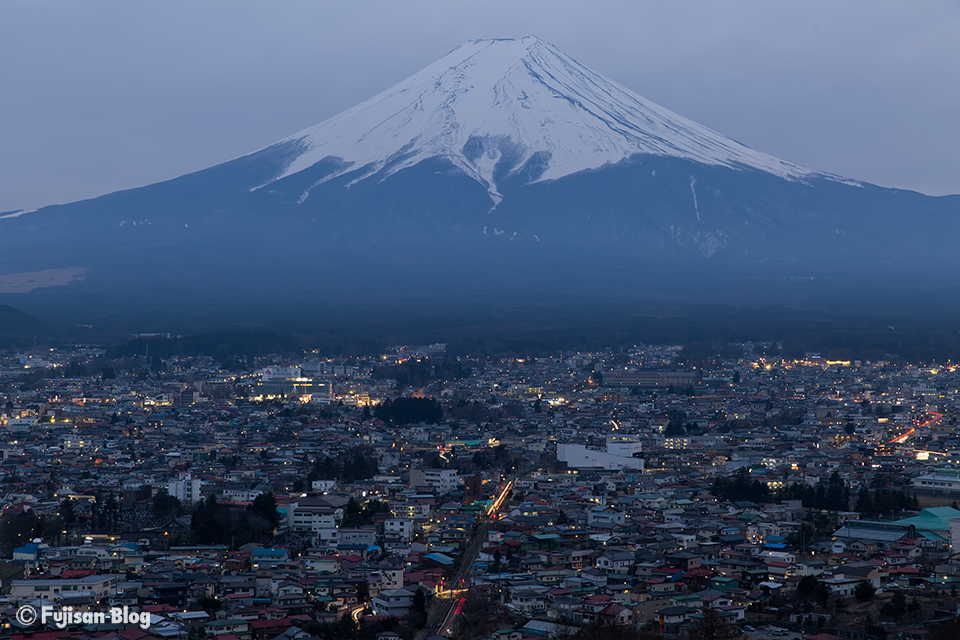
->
[744,626,804,640]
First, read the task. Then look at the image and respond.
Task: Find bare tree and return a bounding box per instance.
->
[684,608,742,640]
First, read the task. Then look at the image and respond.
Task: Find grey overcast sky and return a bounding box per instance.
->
[1,0,958,213]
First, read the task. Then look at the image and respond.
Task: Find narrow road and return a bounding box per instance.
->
[416,479,513,639]
[889,411,942,444]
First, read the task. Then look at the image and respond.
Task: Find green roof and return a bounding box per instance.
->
[674,594,702,602]
[895,507,960,533]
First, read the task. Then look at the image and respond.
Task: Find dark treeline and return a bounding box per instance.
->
[106,332,299,361]
[371,355,470,388]
[676,342,745,367]
[341,497,391,528]
[0,510,51,557]
[853,486,920,518]
[712,468,919,517]
[307,447,379,485]
[711,467,774,503]
[775,473,851,511]
[191,493,281,546]
[4,295,958,363]
[375,397,443,425]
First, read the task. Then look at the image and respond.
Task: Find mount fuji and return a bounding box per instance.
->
[1,36,957,329]
[264,37,822,207]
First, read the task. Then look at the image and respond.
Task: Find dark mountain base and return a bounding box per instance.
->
[2,151,956,361]
[3,271,957,362]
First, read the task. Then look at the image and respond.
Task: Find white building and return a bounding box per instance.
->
[379,568,403,591]
[390,501,431,521]
[410,468,459,494]
[261,366,301,381]
[384,518,414,542]
[287,504,342,532]
[10,575,119,600]
[221,486,263,502]
[587,506,626,526]
[372,588,417,617]
[912,471,960,495]
[557,437,643,471]
[168,472,201,505]
[606,436,643,458]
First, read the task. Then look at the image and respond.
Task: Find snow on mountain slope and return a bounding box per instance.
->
[261,36,836,204]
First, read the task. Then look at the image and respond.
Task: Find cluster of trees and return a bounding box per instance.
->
[854,486,919,518]
[683,607,744,640]
[0,497,123,555]
[677,342,745,368]
[712,470,913,517]
[307,447,379,485]
[371,355,469,389]
[762,407,805,429]
[60,499,78,538]
[879,591,921,621]
[854,580,877,602]
[777,475,918,517]
[796,575,831,607]
[775,473,851,511]
[711,467,772,503]
[152,489,184,521]
[470,445,516,472]
[449,397,492,422]
[191,493,281,547]
[863,401,906,417]
[374,397,442,424]
[410,588,427,628]
[456,590,528,640]
[302,613,405,640]
[663,409,695,436]
[90,492,123,531]
[106,331,298,362]
[12,355,134,390]
[664,419,699,435]
[341,497,390,528]
[0,511,47,557]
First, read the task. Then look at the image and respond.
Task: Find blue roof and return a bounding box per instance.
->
[423,553,454,565]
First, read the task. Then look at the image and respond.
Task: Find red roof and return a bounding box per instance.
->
[60,569,96,578]
[599,604,629,616]
[12,632,82,640]
[584,594,611,603]
[251,617,292,629]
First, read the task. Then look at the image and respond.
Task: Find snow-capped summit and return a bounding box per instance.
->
[264,36,825,204]
[1,36,954,322]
